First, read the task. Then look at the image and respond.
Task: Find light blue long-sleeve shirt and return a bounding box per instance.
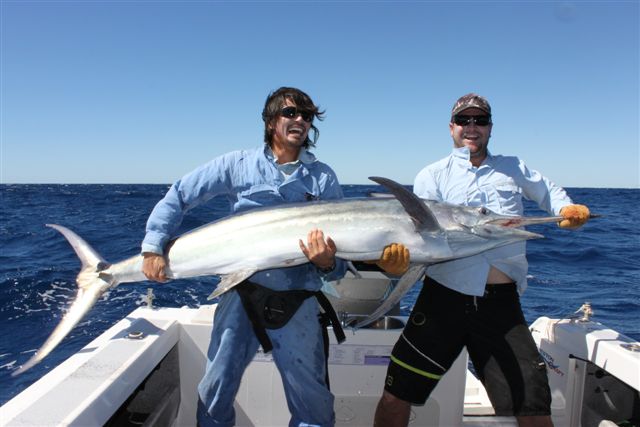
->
[142,145,346,292]
[414,147,573,296]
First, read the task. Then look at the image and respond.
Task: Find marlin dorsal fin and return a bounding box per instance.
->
[369,176,440,232]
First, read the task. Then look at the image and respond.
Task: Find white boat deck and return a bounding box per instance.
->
[2,304,638,426]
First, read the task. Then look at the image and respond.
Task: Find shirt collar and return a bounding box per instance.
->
[264,145,317,165]
[452,146,493,166]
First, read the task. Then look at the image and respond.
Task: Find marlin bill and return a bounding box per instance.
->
[13,176,564,375]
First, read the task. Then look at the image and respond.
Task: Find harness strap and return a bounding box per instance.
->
[315,291,346,344]
[315,291,345,388]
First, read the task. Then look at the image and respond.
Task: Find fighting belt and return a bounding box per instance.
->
[235,280,345,366]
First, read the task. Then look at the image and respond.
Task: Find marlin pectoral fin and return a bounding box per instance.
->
[352,264,426,330]
[368,177,440,232]
[207,269,257,300]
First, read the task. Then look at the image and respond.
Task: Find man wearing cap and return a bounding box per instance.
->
[373,93,590,427]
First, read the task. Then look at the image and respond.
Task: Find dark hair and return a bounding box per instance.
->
[262,87,325,148]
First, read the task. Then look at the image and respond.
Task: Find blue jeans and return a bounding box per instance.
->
[197,291,335,427]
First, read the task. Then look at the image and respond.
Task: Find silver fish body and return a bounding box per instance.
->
[13,177,559,375]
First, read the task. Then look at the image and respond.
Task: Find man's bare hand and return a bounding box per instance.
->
[142,252,168,282]
[299,228,337,271]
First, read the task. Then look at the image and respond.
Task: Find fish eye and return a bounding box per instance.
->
[479,207,488,215]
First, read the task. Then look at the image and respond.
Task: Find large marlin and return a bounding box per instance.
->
[13,177,565,375]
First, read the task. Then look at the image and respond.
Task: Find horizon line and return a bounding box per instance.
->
[1,182,638,190]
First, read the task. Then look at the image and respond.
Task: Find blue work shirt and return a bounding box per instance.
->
[414,147,573,296]
[142,145,346,292]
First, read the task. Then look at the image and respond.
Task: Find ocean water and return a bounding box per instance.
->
[1,184,638,406]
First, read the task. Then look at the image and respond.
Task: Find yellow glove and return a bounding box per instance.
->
[558,204,590,229]
[376,243,410,276]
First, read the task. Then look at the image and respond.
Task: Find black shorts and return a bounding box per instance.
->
[384,278,551,417]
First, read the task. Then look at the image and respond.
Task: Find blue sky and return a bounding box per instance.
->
[1,1,638,188]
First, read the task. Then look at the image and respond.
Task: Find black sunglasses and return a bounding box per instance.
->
[280,106,314,123]
[452,115,492,127]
